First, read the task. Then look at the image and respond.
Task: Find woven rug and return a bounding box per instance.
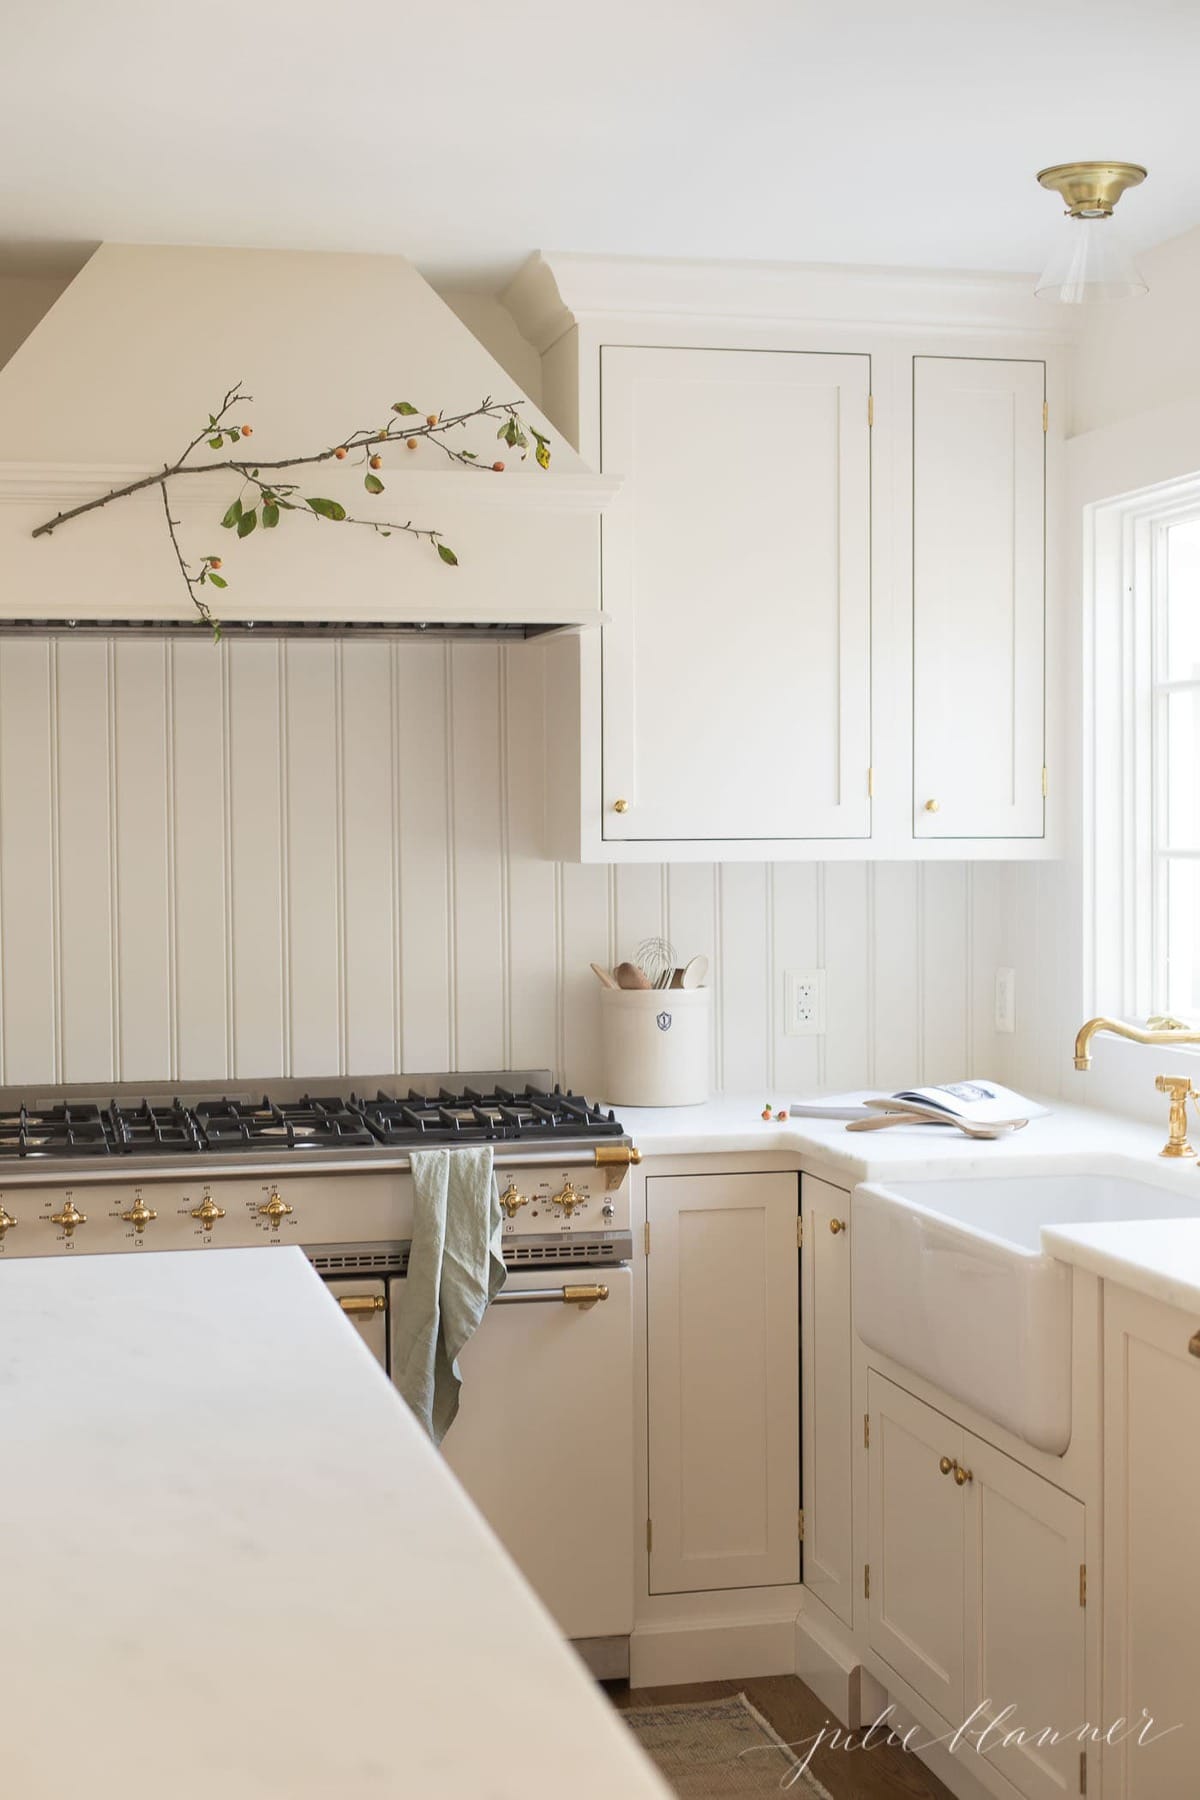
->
[621,1693,836,1798]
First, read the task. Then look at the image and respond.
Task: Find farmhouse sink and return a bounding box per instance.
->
[852,1173,1200,1455]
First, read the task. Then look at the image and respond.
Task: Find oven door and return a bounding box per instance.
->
[327,1277,388,1369]
[388,1266,634,1645]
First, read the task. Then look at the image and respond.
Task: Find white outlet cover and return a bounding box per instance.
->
[784,968,826,1037]
[995,966,1016,1035]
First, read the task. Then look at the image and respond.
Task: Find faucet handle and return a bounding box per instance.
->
[1155,1074,1195,1098]
[1155,1074,1197,1160]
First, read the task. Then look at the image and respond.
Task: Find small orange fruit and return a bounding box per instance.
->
[406,438,419,450]
[369,454,382,470]
[426,413,438,427]
[240,424,253,437]
[208,556,222,570]
[492,460,505,472]
[334,446,348,460]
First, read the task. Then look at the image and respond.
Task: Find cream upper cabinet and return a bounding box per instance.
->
[1103,1285,1200,1800]
[911,355,1046,840]
[800,1176,853,1627]
[599,346,872,844]
[646,1171,800,1595]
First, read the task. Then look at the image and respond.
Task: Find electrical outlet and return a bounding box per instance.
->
[784,969,826,1037]
[995,967,1016,1035]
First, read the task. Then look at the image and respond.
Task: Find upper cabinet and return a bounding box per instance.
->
[511,253,1062,862]
[600,346,872,844]
[912,356,1046,840]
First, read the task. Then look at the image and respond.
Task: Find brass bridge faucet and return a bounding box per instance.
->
[1074,1015,1200,1159]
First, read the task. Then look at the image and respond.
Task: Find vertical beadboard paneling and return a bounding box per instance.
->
[55,640,116,1081]
[665,864,718,1090]
[504,645,558,1072]
[170,641,230,1080]
[770,863,820,1095]
[113,641,173,1078]
[613,864,666,967]
[0,643,56,1081]
[558,862,611,1095]
[870,863,921,1090]
[821,864,872,1090]
[395,643,452,1073]
[340,642,398,1075]
[919,864,970,1082]
[717,863,770,1094]
[284,643,342,1075]
[450,644,506,1070]
[226,641,286,1075]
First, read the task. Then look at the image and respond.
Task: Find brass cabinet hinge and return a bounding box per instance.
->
[796,1215,804,1250]
[867,766,875,799]
[1080,1748,1087,1794]
[1043,400,1049,433]
[1080,1563,1087,1607]
[644,1220,651,1256]
[798,1509,805,1542]
[1042,765,1049,798]
[867,393,875,428]
[864,1563,870,1600]
[864,1412,870,1449]
[646,1518,653,1552]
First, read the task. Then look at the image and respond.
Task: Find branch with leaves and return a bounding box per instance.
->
[31,384,552,638]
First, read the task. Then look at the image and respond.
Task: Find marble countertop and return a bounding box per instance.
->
[612,1090,1200,1313]
[0,1248,668,1800]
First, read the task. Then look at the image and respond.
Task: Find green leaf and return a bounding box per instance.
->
[228,430,240,445]
[262,503,280,529]
[208,414,217,427]
[220,498,243,529]
[364,472,385,495]
[392,401,419,416]
[461,450,478,460]
[208,572,228,588]
[237,508,257,538]
[436,542,458,566]
[306,496,347,521]
[208,436,224,450]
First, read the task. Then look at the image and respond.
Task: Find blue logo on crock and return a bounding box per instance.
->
[656,1010,673,1032]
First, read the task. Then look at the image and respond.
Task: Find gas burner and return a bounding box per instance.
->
[356,1084,626,1148]
[0,1102,112,1159]
[192,1096,378,1152]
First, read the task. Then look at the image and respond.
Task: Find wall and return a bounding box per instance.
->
[0,633,1024,1095]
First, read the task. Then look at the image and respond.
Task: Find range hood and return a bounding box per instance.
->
[0,245,615,635]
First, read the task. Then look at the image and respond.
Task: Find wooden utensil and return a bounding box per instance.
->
[845,1111,1003,1141]
[614,961,652,990]
[589,962,618,990]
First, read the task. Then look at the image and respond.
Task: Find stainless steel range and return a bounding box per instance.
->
[0,1068,639,1676]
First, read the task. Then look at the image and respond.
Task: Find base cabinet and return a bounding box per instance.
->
[1103,1285,1200,1800]
[646,1171,800,1595]
[800,1176,853,1626]
[867,1373,1087,1800]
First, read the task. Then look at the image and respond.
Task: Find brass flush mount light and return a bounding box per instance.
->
[1035,161,1148,302]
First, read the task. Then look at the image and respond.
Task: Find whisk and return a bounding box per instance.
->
[634,936,677,990]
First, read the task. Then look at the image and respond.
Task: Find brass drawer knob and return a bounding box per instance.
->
[924,798,940,813]
[829,1218,846,1235]
[1189,1331,1200,1359]
[613,798,629,814]
[939,1456,954,1476]
[954,1463,974,1486]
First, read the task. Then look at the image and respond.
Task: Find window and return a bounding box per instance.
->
[1157,518,1200,1017]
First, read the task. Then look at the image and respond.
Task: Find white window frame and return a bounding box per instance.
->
[1084,473,1200,1025]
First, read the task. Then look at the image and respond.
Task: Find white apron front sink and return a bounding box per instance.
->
[852,1173,1200,1454]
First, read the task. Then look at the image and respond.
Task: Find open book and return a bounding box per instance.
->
[790,1080,1048,1132]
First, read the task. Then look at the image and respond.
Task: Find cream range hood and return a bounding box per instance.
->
[0,245,616,636]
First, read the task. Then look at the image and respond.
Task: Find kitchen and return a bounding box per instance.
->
[2,6,1200,1798]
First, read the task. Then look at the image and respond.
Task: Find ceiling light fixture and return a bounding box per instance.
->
[1034,161,1148,303]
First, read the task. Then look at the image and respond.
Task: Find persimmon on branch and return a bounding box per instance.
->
[31,383,552,638]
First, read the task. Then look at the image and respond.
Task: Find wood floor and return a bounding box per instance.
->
[608,1674,957,1800]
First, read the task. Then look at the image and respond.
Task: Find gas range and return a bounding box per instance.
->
[0,1071,638,1271]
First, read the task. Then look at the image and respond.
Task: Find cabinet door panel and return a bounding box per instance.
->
[601,346,872,842]
[1104,1287,1200,1800]
[867,1372,963,1720]
[647,1172,800,1593]
[912,356,1045,839]
[801,1176,853,1625]
[964,1434,1086,1800]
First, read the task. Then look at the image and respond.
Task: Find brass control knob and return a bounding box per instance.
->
[499,1182,529,1219]
[551,1179,583,1215]
[120,1190,158,1234]
[0,1203,16,1239]
[612,799,629,814]
[190,1191,226,1230]
[829,1218,846,1235]
[924,799,940,813]
[258,1187,293,1226]
[50,1198,87,1235]
[939,1456,954,1476]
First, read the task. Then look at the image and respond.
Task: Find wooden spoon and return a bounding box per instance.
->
[614,961,652,990]
[589,962,618,990]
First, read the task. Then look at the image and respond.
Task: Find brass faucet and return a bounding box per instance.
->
[1074,1015,1200,1159]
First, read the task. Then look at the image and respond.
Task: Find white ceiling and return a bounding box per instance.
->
[3,0,1199,289]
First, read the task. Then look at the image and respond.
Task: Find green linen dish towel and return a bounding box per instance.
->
[392,1144,506,1445]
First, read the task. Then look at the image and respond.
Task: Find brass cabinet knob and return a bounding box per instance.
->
[829,1218,846,1235]
[954,1463,974,1486]
[499,1182,529,1219]
[258,1186,293,1225]
[120,1190,158,1234]
[50,1198,87,1235]
[612,799,629,814]
[190,1191,226,1230]
[0,1204,16,1239]
[924,799,940,813]
[1189,1330,1200,1359]
[939,1455,954,1476]
[551,1180,582,1215]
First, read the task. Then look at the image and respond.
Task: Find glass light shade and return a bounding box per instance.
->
[1035,213,1148,303]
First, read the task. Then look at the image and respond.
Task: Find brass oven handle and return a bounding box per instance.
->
[492,1284,610,1307]
[339,1295,386,1316]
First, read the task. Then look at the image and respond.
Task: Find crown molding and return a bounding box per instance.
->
[503,250,1079,352]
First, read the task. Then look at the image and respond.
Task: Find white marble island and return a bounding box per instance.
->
[0,1247,668,1800]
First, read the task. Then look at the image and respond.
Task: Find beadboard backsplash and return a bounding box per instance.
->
[0,635,1046,1096]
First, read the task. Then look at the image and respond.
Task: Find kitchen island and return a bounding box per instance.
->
[0,1247,668,1800]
